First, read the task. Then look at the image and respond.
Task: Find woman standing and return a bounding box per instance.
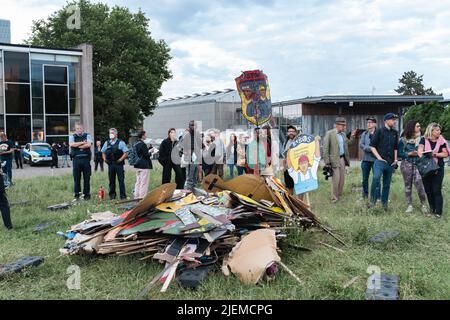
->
[236,134,247,176]
[133,131,153,199]
[398,120,428,214]
[226,134,238,178]
[418,123,448,218]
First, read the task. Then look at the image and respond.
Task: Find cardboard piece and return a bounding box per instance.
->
[227,229,280,284]
[286,135,321,195]
[123,183,177,223]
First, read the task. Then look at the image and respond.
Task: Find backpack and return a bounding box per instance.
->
[127,143,139,166]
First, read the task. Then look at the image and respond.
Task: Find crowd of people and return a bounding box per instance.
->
[1,115,448,231]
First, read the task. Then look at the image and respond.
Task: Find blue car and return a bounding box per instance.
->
[22,142,53,166]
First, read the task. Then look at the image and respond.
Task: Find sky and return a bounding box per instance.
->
[2,0,450,101]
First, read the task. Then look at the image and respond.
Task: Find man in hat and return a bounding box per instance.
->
[368,113,399,211]
[359,116,378,200]
[323,117,356,203]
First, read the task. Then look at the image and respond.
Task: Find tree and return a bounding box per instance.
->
[438,105,450,138]
[27,0,172,141]
[404,101,444,125]
[395,70,436,95]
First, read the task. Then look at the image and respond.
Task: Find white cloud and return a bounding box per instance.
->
[2,0,450,100]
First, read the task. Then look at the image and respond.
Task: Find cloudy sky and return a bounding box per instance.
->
[2,0,450,101]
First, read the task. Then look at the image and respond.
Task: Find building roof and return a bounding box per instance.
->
[273,95,444,106]
[0,42,83,55]
[158,89,239,107]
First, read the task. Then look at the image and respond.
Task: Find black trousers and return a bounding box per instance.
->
[0,175,12,229]
[14,154,23,169]
[108,163,126,199]
[51,157,58,168]
[73,157,91,198]
[162,163,185,189]
[422,167,445,215]
[95,159,104,171]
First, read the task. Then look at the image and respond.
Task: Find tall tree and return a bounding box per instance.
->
[395,71,436,95]
[27,0,172,141]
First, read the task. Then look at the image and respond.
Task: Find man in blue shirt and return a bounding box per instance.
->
[69,123,93,200]
[102,128,129,200]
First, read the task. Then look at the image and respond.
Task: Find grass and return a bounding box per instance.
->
[0,166,449,300]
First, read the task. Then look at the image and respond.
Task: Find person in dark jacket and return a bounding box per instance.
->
[133,131,153,199]
[359,117,377,200]
[94,140,104,172]
[102,128,129,200]
[159,128,185,189]
[0,172,12,230]
[50,143,59,169]
[60,141,70,168]
[13,141,23,169]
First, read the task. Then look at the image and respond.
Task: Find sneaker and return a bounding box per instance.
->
[434,214,442,219]
[366,202,375,209]
[382,204,389,212]
[421,205,429,215]
[405,205,414,214]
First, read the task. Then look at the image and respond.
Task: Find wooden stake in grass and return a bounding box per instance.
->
[279,261,303,285]
[319,241,346,254]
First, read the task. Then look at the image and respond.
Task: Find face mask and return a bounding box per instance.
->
[109,134,115,140]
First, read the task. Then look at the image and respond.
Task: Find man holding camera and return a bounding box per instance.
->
[368,113,399,211]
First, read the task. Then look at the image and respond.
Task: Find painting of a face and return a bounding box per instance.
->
[299,160,309,173]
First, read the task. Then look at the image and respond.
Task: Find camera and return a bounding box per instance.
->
[323,165,333,180]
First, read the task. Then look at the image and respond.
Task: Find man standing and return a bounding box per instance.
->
[210,129,225,178]
[69,123,93,200]
[61,142,70,168]
[359,117,377,200]
[182,120,202,191]
[13,141,23,169]
[323,117,356,203]
[102,128,128,200]
[0,172,12,230]
[282,126,298,195]
[159,128,185,189]
[369,113,399,211]
[94,140,104,172]
[0,133,15,184]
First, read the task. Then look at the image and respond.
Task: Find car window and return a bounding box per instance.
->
[31,145,51,151]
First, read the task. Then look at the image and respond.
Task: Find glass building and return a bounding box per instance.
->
[0,43,93,145]
[0,20,11,44]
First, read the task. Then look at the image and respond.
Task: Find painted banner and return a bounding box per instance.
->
[286,134,321,195]
[235,70,272,126]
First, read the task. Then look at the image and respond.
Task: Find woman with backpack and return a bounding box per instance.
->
[398,120,428,214]
[418,123,448,218]
[133,131,153,199]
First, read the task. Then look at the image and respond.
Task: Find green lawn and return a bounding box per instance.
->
[0,167,449,300]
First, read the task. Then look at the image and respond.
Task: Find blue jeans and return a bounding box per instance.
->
[2,159,12,183]
[228,164,235,178]
[361,161,374,198]
[370,160,394,206]
[237,166,246,176]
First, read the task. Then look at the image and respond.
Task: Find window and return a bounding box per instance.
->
[0,115,4,132]
[45,86,68,114]
[5,115,31,144]
[44,66,67,85]
[5,83,31,114]
[46,116,68,136]
[4,51,30,83]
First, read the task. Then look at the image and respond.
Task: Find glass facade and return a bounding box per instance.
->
[0,20,11,44]
[0,48,81,144]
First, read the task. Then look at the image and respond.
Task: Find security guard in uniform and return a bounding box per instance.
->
[69,123,93,200]
[102,128,129,200]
